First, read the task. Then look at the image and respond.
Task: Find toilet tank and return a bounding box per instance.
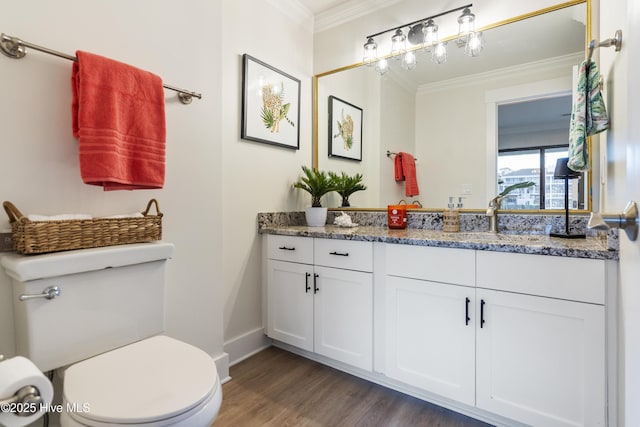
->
[1,242,174,372]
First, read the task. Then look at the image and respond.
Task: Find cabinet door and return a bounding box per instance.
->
[476,289,605,427]
[267,260,314,352]
[313,265,373,371]
[385,276,476,406]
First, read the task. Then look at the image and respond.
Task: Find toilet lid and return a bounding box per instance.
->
[63,335,219,424]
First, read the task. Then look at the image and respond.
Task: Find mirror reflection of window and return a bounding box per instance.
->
[498,147,584,210]
[497,95,583,210]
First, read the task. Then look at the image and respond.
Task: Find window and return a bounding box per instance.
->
[498,146,584,210]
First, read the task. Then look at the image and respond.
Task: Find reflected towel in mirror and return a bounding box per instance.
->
[394,152,420,197]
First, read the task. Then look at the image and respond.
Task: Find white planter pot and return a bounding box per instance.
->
[305,207,328,227]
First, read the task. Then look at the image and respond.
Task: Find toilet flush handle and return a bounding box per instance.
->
[18,286,60,302]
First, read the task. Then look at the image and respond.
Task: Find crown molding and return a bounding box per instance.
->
[417,52,583,94]
[267,0,315,33]
[314,0,403,33]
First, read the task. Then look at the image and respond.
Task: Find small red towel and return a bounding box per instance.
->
[72,51,166,191]
[394,152,419,197]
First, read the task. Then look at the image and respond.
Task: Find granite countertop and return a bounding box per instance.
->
[259,225,618,261]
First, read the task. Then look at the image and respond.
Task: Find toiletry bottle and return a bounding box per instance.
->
[443,197,460,232]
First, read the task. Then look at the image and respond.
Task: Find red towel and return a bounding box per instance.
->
[394,152,419,197]
[72,51,166,191]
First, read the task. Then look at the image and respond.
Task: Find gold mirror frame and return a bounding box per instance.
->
[312,0,592,213]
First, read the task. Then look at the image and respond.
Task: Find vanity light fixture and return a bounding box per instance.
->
[375,57,389,75]
[465,31,484,57]
[402,50,417,70]
[390,29,407,59]
[361,3,480,76]
[363,37,377,66]
[456,7,476,47]
[422,19,439,51]
[432,41,448,64]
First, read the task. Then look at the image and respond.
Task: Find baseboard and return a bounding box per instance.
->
[212,352,231,384]
[224,327,272,367]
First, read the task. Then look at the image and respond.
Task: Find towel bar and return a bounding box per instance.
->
[0,32,201,105]
[587,29,622,64]
[386,150,418,162]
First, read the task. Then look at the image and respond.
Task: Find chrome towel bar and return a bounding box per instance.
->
[0,33,202,105]
[587,29,622,64]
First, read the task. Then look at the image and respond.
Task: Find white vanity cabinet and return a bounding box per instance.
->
[265,235,373,371]
[385,246,607,427]
[263,230,613,427]
[385,245,477,405]
[475,251,606,427]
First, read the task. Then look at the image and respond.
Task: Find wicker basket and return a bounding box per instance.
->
[3,199,163,255]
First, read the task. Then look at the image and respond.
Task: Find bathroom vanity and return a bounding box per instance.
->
[259,213,618,427]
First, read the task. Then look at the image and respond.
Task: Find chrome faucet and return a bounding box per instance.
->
[486,195,503,233]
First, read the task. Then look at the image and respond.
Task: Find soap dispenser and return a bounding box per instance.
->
[443,196,460,232]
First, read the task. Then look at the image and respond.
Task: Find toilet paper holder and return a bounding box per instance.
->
[0,357,44,417]
[0,384,44,416]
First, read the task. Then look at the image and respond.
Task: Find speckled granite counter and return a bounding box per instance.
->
[258,212,618,261]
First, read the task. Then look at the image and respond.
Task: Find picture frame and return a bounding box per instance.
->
[328,95,363,161]
[241,54,300,149]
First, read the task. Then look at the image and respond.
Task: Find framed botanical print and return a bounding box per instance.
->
[241,54,300,149]
[328,95,362,161]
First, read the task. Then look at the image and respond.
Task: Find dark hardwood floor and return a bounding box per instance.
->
[214,346,493,427]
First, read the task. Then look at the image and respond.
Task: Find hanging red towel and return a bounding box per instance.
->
[394,152,419,197]
[72,51,166,190]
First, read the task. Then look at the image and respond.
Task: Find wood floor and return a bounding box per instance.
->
[214,347,493,427]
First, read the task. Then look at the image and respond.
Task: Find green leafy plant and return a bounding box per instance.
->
[492,181,536,208]
[329,171,367,207]
[499,181,536,197]
[293,166,336,207]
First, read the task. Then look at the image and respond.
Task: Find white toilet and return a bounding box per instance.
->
[1,242,222,426]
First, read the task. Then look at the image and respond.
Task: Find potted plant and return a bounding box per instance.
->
[329,171,367,207]
[293,166,336,226]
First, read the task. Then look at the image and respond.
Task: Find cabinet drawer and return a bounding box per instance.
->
[385,244,475,286]
[267,235,313,264]
[476,251,605,304]
[314,238,373,272]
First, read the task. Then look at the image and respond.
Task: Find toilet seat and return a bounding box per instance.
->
[62,335,221,426]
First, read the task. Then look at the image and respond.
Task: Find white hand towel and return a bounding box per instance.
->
[101,213,144,219]
[27,214,92,221]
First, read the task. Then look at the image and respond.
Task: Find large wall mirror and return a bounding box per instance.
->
[313,0,593,212]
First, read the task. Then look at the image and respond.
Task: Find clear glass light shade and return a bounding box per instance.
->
[464,31,484,57]
[432,42,447,64]
[375,57,389,75]
[402,50,417,70]
[363,37,378,66]
[422,19,439,51]
[390,29,406,59]
[457,8,476,46]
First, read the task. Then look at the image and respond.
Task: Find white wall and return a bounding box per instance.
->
[0,0,224,361]
[379,77,415,205]
[221,0,314,357]
[0,0,315,372]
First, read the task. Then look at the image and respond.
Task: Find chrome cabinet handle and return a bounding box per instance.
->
[588,201,638,241]
[19,286,60,301]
